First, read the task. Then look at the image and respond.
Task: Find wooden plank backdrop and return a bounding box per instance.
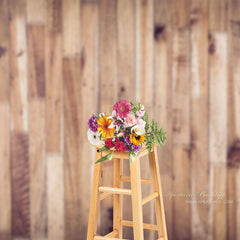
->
[0,0,239,239]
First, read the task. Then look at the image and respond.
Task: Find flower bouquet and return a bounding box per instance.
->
[87,100,166,163]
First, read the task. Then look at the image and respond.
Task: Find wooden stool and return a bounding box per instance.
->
[87,145,168,240]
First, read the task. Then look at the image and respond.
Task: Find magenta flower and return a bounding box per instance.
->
[113,100,131,119]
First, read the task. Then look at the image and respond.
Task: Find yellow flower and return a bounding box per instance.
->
[97,115,115,139]
[130,133,146,145]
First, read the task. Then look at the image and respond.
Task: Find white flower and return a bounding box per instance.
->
[87,129,103,146]
[131,125,145,135]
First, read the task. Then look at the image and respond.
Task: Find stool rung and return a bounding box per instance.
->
[99,192,112,200]
[120,175,152,184]
[94,236,127,240]
[142,192,159,205]
[99,186,132,195]
[120,220,159,231]
[105,230,118,237]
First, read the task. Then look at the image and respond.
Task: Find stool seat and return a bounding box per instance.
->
[87,146,168,240]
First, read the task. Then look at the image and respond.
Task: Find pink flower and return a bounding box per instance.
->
[136,110,145,117]
[137,118,146,127]
[113,100,131,119]
[125,113,137,126]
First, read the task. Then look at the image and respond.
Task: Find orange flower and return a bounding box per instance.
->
[97,115,115,139]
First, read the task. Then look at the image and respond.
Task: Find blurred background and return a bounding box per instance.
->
[0,0,239,239]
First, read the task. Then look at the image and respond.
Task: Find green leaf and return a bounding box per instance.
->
[95,152,113,164]
[98,145,110,152]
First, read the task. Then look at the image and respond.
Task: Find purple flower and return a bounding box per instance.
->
[131,144,141,153]
[125,135,131,146]
[88,116,99,132]
[124,145,130,152]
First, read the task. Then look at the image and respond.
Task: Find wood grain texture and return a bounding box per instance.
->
[211,165,227,240]
[154,0,173,239]
[229,0,240,140]
[45,34,62,153]
[62,0,81,57]
[209,0,227,31]
[0,104,11,239]
[27,0,45,23]
[99,0,117,235]
[0,0,9,102]
[172,0,191,239]
[2,1,240,239]
[9,0,28,132]
[117,0,136,100]
[46,0,62,34]
[11,132,30,238]
[47,154,64,240]
[29,100,47,239]
[236,168,240,240]
[80,2,99,238]
[136,0,154,114]
[209,32,227,164]
[27,25,45,99]
[190,0,209,239]
[64,58,82,240]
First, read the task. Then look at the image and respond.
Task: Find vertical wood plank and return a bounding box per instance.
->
[209,0,227,31]
[236,168,240,240]
[27,25,45,99]
[47,154,64,240]
[0,104,11,240]
[99,0,117,235]
[64,58,82,240]
[227,1,240,238]
[117,0,136,100]
[80,2,99,238]
[172,0,191,239]
[29,100,47,239]
[117,0,136,238]
[227,167,237,240]
[0,0,9,102]
[11,132,30,238]
[190,0,209,239]
[154,0,173,239]
[45,0,62,153]
[62,0,81,57]
[136,1,154,238]
[9,0,28,133]
[211,165,227,240]
[209,33,228,164]
[27,0,45,24]
[99,0,117,111]
[209,0,228,236]
[136,0,154,114]
[228,0,240,141]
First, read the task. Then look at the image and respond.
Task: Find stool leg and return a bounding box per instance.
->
[149,147,168,240]
[87,151,102,240]
[130,156,144,240]
[113,158,122,238]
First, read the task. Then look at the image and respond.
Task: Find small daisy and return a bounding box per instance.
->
[87,129,102,146]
